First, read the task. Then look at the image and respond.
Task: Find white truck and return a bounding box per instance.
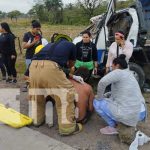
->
[74,0,150,88]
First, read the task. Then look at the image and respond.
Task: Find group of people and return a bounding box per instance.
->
[0,20,147,137]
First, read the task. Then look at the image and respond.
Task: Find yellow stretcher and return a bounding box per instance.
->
[0,104,32,128]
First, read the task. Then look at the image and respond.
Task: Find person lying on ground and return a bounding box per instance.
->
[69,67,94,124]
[94,54,147,135]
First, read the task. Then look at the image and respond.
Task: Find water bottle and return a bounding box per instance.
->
[46,101,53,128]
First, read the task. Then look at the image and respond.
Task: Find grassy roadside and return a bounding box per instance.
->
[0,19,86,75]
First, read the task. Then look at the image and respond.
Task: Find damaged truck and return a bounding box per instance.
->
[73,0,150,88]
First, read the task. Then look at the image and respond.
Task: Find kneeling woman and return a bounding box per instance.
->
[94,54,146,135]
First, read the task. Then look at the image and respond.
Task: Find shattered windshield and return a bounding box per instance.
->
[80,15,104,40]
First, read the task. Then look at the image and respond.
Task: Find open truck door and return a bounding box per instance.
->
[93,0,116,79]
[95,0,116,65]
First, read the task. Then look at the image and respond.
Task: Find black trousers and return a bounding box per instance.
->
[2,54,17,78]
[0,54,6,77]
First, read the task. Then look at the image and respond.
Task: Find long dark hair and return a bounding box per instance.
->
[1,22,16,38]
[82,30,91,37]
[31,20,41,28]
[113,54,128,69]
[1,22,12,34]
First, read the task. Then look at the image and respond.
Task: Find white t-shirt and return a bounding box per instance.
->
[106,41,133,68]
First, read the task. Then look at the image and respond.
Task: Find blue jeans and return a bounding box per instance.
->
[25,59,32,69]
[93,99,146,127]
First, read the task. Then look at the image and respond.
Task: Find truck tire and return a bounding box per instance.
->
[129,62,145,88]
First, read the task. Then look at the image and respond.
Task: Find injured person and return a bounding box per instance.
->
[70,67,94,124]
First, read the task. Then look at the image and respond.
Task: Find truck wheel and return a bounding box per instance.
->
[129,62,145,88]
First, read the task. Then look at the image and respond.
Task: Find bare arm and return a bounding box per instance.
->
[123,42,133,61]
[88,87,94,112]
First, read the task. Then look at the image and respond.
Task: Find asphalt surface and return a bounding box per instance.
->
[0,80,150,150]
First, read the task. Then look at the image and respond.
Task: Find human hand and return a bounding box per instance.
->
[73,75,84,84]
[120,40,125,48]
[33,36,40,44]
[105,67,109,74]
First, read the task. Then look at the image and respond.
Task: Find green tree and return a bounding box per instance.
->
[7,10,21,22]
[116,0,135,10]
[33,4,48,22]
[44,0,63,24]
[28,8,36,18]
[77,0,103,19]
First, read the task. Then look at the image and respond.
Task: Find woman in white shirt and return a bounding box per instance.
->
[106,31,133,73]
[94,54,146,135]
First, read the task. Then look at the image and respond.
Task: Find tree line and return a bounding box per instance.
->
[0,0,135,25]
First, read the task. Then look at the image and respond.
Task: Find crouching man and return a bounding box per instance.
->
[29,35,83,135]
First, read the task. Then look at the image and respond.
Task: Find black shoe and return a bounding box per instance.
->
[6,78,12,83]
[12,79,17,83]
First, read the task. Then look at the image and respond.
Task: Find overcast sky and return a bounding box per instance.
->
[0,0,76,13]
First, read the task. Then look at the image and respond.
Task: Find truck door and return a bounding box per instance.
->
[96,0,116,64]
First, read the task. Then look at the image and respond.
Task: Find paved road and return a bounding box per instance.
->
[0,125,76,150]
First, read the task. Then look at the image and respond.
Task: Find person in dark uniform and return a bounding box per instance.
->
[29,35,83,135]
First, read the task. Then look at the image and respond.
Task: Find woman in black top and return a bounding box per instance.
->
[75,30,98,81]
[0,22,17,83]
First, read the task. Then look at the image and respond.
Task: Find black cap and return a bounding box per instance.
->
[31,20,41,28]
